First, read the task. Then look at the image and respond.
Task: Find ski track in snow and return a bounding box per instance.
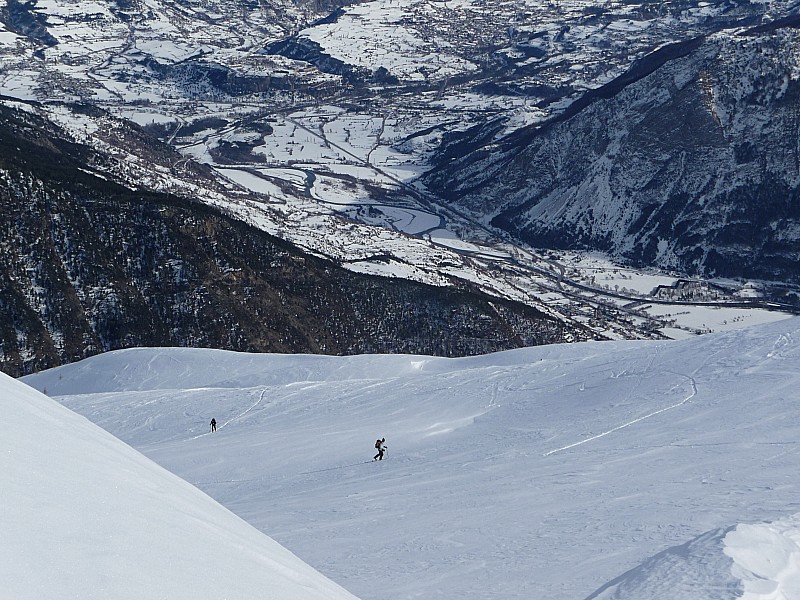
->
[186,385,271,440]
[544,372,698,457]
[222,386,270,429]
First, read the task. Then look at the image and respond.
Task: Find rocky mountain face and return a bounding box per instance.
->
[0,102,587,377]
[424,21,800,285]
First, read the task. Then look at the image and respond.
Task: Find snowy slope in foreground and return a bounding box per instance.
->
[22,318,800,600]
[1,373,360,600]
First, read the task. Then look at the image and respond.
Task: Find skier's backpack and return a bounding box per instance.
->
[375,439,382,449]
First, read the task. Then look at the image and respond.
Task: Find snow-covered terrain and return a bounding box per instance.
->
[1,371,361,600]
[3,0,797,345]
[21,317,800,599]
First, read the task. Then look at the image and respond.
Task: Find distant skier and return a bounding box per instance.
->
[373,437,386,461]
[210,418,217,433]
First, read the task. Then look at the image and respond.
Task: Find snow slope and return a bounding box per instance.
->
[1,371,361,600]
[21,317,800,599]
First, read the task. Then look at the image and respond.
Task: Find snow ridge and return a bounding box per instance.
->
[1,369,360,600]
[724,514,800,600]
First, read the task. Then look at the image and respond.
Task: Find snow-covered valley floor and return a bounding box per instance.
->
[18,317,800,599]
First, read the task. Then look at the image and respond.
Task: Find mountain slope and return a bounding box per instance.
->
[22,317,800,600]
[0,369,361,600]
[2,0,799,359]
[424,23,800,285]
[0,100,590,377]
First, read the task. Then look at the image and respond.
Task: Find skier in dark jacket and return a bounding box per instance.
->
[373,437,386,461]
[210,418,217,432]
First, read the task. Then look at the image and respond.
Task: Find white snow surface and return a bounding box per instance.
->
[724,515,800,600]
[1,372,360,600]
[20,317,800,600]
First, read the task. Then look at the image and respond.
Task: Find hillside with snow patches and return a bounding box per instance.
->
[3,0,798,356]
[19,317,800,599]
[0,369,360,600]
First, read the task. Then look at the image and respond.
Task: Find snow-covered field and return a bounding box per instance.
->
[1,368,359,600]
[20,317,800,599]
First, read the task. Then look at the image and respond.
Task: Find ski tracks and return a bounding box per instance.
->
[544,368,698,458]
[221,386,270,429]
[188,387,270,440]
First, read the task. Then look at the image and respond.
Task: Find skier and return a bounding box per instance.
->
[373,437,386,461]
[210,418,217,433]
